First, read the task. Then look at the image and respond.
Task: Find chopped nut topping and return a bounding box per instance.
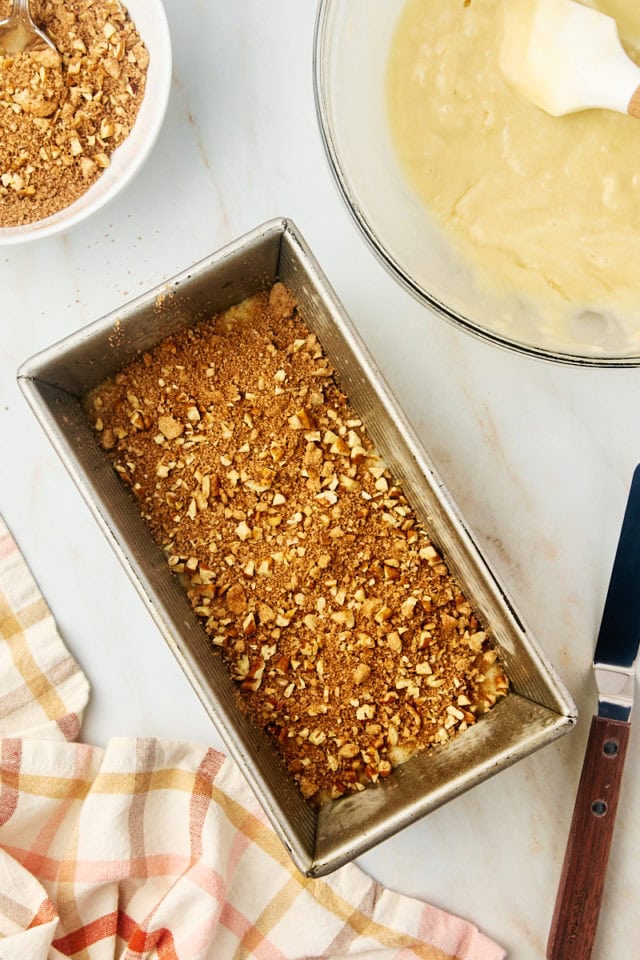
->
[353,663,371,685]
[158,415,184,440]
[0,0,148,227]
[86,284,510,806]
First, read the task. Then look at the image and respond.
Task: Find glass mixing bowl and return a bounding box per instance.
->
[313,0,640,366]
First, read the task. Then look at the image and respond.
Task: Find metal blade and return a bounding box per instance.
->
[594,464,640,722]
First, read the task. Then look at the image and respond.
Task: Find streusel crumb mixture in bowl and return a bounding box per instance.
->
[85,284,509,806]
[0,0,148,227]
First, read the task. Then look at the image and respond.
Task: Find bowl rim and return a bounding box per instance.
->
[312,0,640,368]
[0,0,172,246]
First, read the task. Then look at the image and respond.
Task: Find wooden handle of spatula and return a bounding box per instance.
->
[546,715,630,960]
[628,84,640,118]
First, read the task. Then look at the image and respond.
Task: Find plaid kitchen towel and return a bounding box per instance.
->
[0,515,505,960]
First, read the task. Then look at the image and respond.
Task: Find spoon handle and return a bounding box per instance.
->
[10,0,35,22]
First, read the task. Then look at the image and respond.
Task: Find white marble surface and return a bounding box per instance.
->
[1,2,639,957]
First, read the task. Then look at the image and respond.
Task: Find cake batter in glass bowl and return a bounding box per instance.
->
[314,0,640,365]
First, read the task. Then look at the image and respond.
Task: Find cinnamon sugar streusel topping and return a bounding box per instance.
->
[0,0,147,226]
[85,285,509,805]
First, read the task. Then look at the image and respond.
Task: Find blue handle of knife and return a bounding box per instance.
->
[594,464,640,672]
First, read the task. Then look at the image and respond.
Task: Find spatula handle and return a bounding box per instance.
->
[547,715,630,960]
[628,84,640,119]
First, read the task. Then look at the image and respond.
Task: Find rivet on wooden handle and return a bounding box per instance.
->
[628,83,640,118]
[546,715,630,960]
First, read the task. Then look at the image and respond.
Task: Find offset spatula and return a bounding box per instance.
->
[547,466,640,960]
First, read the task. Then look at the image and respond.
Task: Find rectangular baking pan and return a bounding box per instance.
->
[17,218,577,876]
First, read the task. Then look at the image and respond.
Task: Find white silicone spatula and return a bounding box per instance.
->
[499,0,640,119]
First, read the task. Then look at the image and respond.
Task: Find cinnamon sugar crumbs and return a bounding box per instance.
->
[85,284,509,805]
[0,0,148,227]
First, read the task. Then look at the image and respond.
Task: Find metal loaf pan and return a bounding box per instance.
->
[18,218,577,876]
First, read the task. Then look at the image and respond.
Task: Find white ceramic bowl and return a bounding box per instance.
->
[0,0,172,245]
[314,0,640,366]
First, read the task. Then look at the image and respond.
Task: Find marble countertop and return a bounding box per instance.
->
[1,3,639,957]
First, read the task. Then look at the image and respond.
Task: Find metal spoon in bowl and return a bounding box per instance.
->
[0,0,57,56]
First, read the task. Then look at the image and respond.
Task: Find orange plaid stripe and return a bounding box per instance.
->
[27,896,58,928]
